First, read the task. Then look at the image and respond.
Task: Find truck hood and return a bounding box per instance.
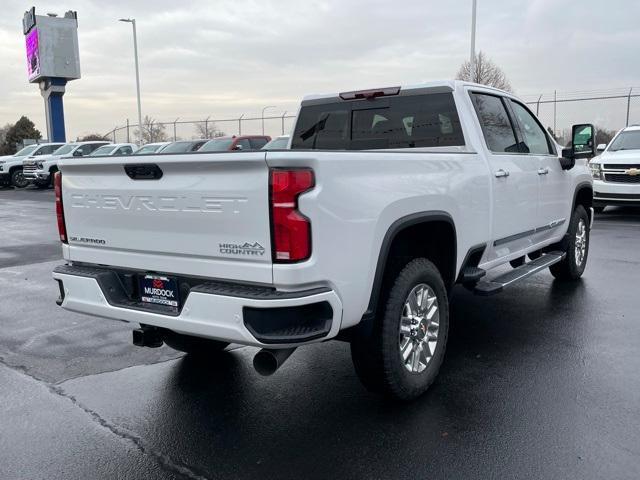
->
[23,154,56,165]
[597,150,640,164]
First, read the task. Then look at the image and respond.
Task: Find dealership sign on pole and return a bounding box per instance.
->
[23,7,81,142]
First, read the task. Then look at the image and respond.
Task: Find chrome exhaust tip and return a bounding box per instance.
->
[253,347,296,376]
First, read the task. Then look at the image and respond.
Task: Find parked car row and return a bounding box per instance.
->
[1,134,286,189]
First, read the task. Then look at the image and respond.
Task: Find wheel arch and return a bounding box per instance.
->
[573,181,593,221]
[363,211,457,324]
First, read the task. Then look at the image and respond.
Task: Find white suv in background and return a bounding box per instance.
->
[590,125,640,212]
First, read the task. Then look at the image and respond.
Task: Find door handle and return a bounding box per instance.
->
[537,167,549,175]
[495,169,510,178]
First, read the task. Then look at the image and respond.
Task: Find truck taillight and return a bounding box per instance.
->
[54,171,67,243]
[269,168,314,262]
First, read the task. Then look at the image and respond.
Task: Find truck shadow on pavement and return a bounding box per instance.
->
[121,277,605,479]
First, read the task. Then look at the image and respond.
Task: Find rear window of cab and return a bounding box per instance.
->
[291,92,464,150]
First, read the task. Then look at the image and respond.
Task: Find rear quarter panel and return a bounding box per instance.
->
[266,150,491,328]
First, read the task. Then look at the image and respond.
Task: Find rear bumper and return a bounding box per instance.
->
[53,264,343,348]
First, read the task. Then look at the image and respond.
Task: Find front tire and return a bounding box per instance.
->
[550,205,590,280]
[162,330,229,356]
[351,258,449,400]
[10,168,28,188]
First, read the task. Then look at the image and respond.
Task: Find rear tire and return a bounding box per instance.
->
[10,168,28,188]
[350,258,449,400]
[550,205,590,281]
[162,330,229,356]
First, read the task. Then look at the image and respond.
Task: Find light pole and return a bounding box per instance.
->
[261,105,276,136]
[470,0,477,82]
[119,18,143,145]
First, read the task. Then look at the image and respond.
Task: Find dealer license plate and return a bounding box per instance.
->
[139,275,179,310]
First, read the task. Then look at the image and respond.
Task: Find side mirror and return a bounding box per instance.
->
[596,143,607,153]
[560,123,595,169]
[233,144,243,151]
[72,149,83,157]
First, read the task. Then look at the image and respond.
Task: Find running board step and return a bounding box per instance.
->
[473,251,565,296]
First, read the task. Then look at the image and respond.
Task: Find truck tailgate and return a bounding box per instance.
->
[59,152,273,284]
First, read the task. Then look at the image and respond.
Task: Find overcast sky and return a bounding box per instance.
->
[1,0,639,139]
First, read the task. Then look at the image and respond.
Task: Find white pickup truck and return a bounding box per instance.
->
[23,140,110,187]
[52,81,595,400]
[0,142,64,188]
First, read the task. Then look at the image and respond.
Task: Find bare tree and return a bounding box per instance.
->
[194,121,225,139]
[456,51,513,92]
[135,115,168,144]
[76,133,110,142]
[0,123,12,145]
[595,126,617,148]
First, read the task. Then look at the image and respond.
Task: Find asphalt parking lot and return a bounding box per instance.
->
[1,186,639,480]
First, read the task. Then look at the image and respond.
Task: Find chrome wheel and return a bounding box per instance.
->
[574,218,587,266]
[12,170,28,188]
[398,283,440,374]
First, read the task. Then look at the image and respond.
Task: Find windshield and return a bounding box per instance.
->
[13,145,38,157]
[161,142,196,153]
[609,130,640,151]
[199,138,233,152]
[135,144,162,154]
[262,137,289,150]
[89,145,117,156]
[52,144,77,156]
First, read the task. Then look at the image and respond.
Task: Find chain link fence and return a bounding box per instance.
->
[104,88,640,146]
[521,87,640,145]
[104,114,297,144]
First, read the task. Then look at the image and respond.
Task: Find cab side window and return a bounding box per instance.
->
[78,144,104,155]
[40,145,60,155]
[236,138,251,150]
[75,145,92,156]
[249,138,268,149]
[509,101,553,155]
[117,146,133,155]
[470,93,519,153]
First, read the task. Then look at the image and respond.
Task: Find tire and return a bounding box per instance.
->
[162,330,229,356]
[10,168,28,188]
[509,256,525,268]
[350,258,449,400]
[549,205,590,281]
[593,206,605,214]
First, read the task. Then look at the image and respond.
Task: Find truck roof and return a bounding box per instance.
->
[301,80,511,104]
